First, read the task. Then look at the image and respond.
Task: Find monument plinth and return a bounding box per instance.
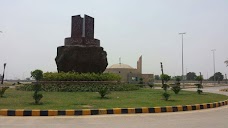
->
[55,14,108,73]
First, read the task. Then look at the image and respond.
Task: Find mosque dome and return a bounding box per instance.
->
[108,63,134,69]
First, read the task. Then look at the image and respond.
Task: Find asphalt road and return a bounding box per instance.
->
[0,86,227,128]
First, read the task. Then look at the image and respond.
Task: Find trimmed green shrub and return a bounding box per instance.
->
[33,84,43,104]
[31,69,43,81]
[171,80,181,94]
[148,83,154,89]
[33,91,43,104]
[195,84,203,94]
[16,83,140,92]
[171,85,181,94]
[0,87,9,97]
[42,72,121,81]
[162,92,170,101]
[162,84,169,91]
[98,86,110,98]
[195,75,203,94]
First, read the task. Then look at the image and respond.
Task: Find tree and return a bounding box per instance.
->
[154,75,160,80]
[160,74,171,92]
[171,77,181,94]
[225,60,228,67]
[31,69,43,104]
[186,72,196,81]
[195,75,203,94]
[31,69,43,81]
[160,74,171,83]
[209,72,224,82]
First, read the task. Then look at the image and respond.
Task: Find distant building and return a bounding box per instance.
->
[104,56,153,83]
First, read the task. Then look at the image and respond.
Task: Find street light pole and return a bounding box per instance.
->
[225,74,227,84]
[211,49,216,85]
[179,32,186,88]
[1,63,6,84]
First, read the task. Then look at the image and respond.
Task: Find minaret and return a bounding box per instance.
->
[137,56,142,74]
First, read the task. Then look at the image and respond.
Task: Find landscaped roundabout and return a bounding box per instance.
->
[0,71,227,116]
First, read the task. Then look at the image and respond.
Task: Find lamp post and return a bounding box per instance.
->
[225,74,227,84]
[211,49,216,85]
[1,63,6,84]
[179,32,186,88]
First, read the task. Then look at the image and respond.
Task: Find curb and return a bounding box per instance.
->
[0,100,227,116]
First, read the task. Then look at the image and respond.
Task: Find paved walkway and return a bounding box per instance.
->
[0,86,227,128]
[183,85,228,96]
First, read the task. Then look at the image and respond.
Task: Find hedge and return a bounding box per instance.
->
[42,72,121,81]
[16,83,140,92]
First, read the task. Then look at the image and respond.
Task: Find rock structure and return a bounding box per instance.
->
[55,15,108,73]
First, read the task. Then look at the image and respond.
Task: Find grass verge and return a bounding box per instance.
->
[0,88,227,110]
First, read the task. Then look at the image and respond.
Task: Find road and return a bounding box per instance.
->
[0,86,227,128]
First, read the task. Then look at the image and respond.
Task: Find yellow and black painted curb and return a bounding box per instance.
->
[0,100,227,116]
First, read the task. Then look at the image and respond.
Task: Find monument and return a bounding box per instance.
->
[55,14,108,73]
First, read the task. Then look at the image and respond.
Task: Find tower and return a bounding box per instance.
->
[137,56,142,74]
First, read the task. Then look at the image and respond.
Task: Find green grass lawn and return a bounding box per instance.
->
[0,88,227,110]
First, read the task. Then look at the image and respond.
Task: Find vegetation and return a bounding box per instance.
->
[148,82,154,89]
[42,72,121,81]
[139,78,144,84]
[195,75,203,94]
[33,84,43,104]
[186,72,197,80]
[16,83,140,92]
[162,92,170,101]
[154,75,160,80]
[160,74,170,91]
[1,88,227,110]
[98,86,110,98]
[160,74,171,84]
[171,85,181,94]
[209,72,224,83]
[31,70,43,104]
[160,74,171,100]
[171,77,181,94]
[31,69,43,81]
[0,87,9,97]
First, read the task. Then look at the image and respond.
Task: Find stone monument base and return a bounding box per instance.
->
[55,46,108,73]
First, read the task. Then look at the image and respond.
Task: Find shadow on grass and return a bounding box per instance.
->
[96,97,111,100]
[29,102,44,105]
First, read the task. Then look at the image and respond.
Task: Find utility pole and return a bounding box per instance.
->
[179,32,186,88]
[225,74,227,84]
[211,49,216,86]
[160,62,164,86]
[1,63,6,84]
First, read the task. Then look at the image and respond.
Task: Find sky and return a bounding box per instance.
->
[0,0,228,80]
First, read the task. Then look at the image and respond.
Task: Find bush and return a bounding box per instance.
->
[162,92,170,101]
[195,84,203,94]
[171,84,181,94]
[148,82,154,89]
[139,78,144,84]
[197,89,203,94]
[162,84,169,91]
[31,69,43,81]
[16,83,140,92]
[42,72,121,81]
[0,87,9,97]
[33,91,43,104]
[33,84,43,104]
[98,86,110,98]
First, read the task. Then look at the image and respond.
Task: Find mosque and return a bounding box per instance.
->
[104,56,154,84]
